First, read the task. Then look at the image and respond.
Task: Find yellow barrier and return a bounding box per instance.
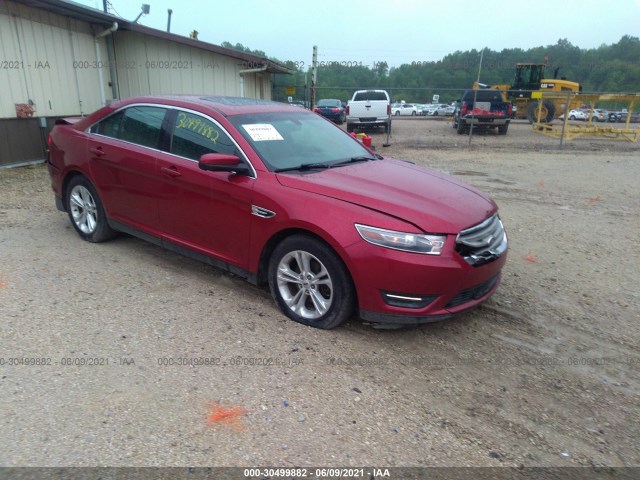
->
[531,92,640,143]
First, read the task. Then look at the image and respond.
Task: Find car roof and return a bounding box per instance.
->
[112,95,299,117]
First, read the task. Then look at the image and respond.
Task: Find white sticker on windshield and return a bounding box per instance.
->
[242,124,284,141]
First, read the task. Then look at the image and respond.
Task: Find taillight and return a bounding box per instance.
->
[346,106,350,115]
[461,104,469,116]
[47,134,53,147]
[507,104,513,116]
[387,104,391,115]
[313,108,320,113]
[331,108,341,113]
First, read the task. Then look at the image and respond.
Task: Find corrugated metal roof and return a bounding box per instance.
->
[17,0,294,74]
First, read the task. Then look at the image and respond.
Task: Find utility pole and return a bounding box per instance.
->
[468,48,484,145]
[311,45,317,109]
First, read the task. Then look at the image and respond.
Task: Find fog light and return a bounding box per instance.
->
[381,291,437,309]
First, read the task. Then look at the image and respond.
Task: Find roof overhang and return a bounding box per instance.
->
[14,0,294,74]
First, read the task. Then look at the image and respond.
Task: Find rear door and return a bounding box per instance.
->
[88,105,170,233]
[155,109,256,270]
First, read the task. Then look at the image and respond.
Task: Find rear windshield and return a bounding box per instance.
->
[463,90,504,102]
[353,91,389,102]
[317,99,341,107]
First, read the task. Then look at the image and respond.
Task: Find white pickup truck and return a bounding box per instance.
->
[346,90,391,133]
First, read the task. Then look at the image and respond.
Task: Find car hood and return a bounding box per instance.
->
[276,158,497,233]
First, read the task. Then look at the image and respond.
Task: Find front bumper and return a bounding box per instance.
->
[345,236,507,328]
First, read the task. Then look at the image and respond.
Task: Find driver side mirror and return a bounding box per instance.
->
[198,153,250,175]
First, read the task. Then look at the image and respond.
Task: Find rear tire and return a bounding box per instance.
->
[66,176,117,243]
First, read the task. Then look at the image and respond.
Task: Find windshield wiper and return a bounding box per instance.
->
[274,163,332,173]
[331,155,380,167]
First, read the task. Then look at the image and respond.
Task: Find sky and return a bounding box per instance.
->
[76,0,640,68]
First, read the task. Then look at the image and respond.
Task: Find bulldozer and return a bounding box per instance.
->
[475,63,582,123]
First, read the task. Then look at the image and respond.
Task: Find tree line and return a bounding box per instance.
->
[259,36,640,104]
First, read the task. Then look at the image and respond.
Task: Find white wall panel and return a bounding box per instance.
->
[0,0,113,118]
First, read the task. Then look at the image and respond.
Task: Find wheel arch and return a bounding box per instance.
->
[256,228,358,303]
[60,169,87,211]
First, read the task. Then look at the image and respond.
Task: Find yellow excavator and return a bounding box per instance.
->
[475,63,582,123]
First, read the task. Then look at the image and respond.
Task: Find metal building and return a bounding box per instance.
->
[0,0,292,167]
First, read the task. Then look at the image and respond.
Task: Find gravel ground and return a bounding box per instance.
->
[0,118,639,469]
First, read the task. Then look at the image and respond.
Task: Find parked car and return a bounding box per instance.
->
[313,98,346,124]
[433,104,455,116]
[421,104,441,116]
[608,109,640,123]
[392,103,418,116]
[47,95,508,329]
[563,109,588,121]
[587,109,607,122]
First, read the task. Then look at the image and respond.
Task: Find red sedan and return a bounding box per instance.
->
[47,95,508,329]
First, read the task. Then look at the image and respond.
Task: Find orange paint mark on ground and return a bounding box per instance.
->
[206,402,248,429]
[536,180,545,188]
[524,254,538,263]
[0,274,7,289]
[586,195,602,205]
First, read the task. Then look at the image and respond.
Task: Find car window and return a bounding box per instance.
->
[91,110,124,137]
[170,110,237,161]
[91,106,167,149]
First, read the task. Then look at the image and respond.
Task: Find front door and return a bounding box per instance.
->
[156,109,256,270]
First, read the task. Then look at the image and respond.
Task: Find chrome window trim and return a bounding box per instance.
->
[86,102,257,179]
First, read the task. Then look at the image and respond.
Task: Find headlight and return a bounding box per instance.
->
[355,224,445,255]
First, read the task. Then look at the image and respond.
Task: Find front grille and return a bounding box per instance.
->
[445,275,499,308]
[456,214,507,267]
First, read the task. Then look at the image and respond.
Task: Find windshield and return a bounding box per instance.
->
[229,111,374,172]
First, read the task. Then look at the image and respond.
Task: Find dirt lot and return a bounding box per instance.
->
[0,118,638,469]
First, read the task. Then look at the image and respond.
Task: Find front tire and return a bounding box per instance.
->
[66,176,117,242]
[268,235,355,329]
[527,100,555,123]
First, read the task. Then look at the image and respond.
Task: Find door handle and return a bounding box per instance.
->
[89,147,106,156]
[161,166,182,177]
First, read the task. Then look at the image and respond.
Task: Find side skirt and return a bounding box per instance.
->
[109,219,258,285]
